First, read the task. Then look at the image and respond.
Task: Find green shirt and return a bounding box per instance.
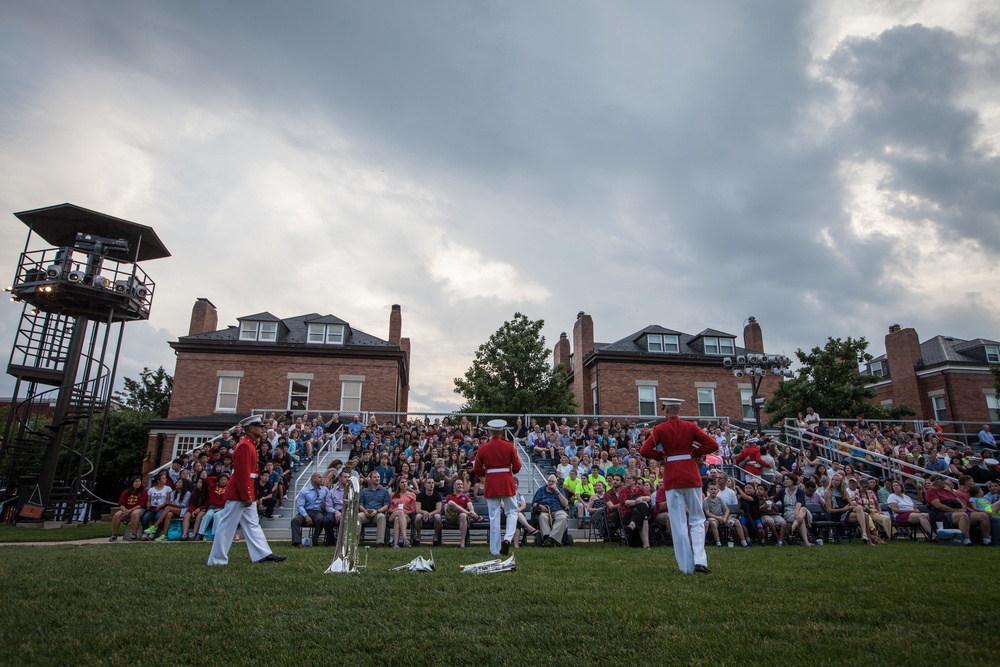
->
[606,465,626,479]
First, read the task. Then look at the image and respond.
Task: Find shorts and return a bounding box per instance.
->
[895,511,912,523]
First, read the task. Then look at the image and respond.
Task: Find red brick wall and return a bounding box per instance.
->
[885,327,922,411]
[870,371,994,423]
[587,360,780,421]
[169,352,404,417]
[572,314,595,414]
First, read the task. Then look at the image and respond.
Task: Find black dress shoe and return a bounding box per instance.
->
[256,553,287,563]
[500,539,510,556]
[694,564,712,574]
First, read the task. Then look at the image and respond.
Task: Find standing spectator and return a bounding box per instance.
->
[109,476,146,541]
[735,439,768,483]
[532,475,569,547]
[804,407,821,432]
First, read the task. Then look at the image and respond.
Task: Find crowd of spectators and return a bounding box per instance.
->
[107,411,1000,550]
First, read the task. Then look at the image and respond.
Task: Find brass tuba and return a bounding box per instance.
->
[325,475,368,574]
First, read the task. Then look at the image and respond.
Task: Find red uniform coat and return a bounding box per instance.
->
[640,417,718,490]
[225,435,258,503]
[734,445,766,476]
[472,437,522,497]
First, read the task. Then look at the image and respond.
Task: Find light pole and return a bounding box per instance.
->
[723,353,793,434]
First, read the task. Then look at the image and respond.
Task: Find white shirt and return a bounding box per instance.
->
[717,487,738,507]
[887,493,916,512]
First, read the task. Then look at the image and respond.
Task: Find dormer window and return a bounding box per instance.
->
[987,345,1000,363]
[647,334,679,353]
[307,323,346,345]
[870,361,884,377]
[239,321,277,342]
[702,336,735,355]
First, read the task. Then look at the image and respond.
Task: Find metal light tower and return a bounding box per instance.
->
[0,204,169,523]
[723,352,794,433]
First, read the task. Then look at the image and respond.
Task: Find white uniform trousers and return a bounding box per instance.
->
[666,487,708,574]
[486,496,519,555]
[207,500,273,565]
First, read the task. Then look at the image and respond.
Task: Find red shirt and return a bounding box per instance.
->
[445,493,473,512]
[225,435,258,502]
[735,445,766,476]
[640,417,718,490]
[118,488,146,511]
[207,479,228,508]
[472,437,521,497]
[617,485,647,520]
[603,488,620,511]
[925,487,965,511]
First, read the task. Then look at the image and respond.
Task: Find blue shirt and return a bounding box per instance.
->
[359,486,391,512]
[349,421,363,437]
[532,485,567,513]
[979,430,996,446]
[296,485,329,517]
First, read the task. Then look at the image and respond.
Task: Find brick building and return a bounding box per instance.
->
[143,298,410,472]
[554,312,780,421]
[862,324,999,423]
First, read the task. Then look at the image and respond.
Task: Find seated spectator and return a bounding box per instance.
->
[756,483,788,545]
[736,481,765,544]
[197,472,228,541]
[141,471,172,539]
[359,471,391,547]
[183,477,210,540]
[154,478,191,541]
[618,474,651,549]
[825,473,875,545]
[886,479,934,540]
[978,424,996,448]
[413,478,443,547]
[704,482,747,547]
[855,478,892,541]
[109,476,146,541]
[926,475,991,546]
[512,479,540,547]
[292,472,329,547]
[444,479,482,549]
[652,485,670,537]
[555,456,573,481]
[529,426,550,459]
[532,474,570,547]
[322,469,349,546]
[389,476,417,548]
[375,453,395,490]
[773,474,811,546]
[255,463,278,519]
[587,480,610,540]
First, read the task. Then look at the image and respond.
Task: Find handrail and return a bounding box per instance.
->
[293,426,343,490]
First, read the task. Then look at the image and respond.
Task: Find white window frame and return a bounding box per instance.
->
[986,393,1000,422]
[663,335,680,353]
[307,323,325,344]
[638,386,657,417]
[341,380,363,413]
[172,434,213,460]
[326,324,346,345]
[703,337,719,354]
[259,321,278,342]
[741,388,753,421]
[648,334,679,353]
[986,345,1000,363]
[931,395,947,423]
[216,376,240,413]
[647,334,663,352]
[870,361,884,377]
[288,379,310,411]
[239,321,259,341]
[698,387,716,418]
[719,338,735,355]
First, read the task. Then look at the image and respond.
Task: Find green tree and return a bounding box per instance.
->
[454,312,577,415]
[113,366,173,417]
[90,408,159,502]
[764,336,915,424]
[992,364,1000,396]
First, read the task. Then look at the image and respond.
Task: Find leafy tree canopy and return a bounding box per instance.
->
[114,366,173,418]
[454,312,577,415]
[764,336,914,424]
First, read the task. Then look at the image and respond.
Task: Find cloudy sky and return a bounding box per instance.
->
[1,1,998,413]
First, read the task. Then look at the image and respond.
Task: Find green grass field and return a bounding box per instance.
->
[1,540,998,666]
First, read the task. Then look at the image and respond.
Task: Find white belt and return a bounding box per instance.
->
[486,468,510,474]
[249,473,258,478]
[665,455,691,462]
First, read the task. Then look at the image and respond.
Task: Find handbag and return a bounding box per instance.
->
[19,486,44,520]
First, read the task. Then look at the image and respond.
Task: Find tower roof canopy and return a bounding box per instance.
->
[15,203,170,262]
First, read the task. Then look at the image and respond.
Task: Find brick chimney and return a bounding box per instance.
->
[572,312,595,414]
[389,304,402,346]
[554,332,571,369]
[743,315,764,353]
[188,298,218,336]
[885,323,922,412]
[398,336,410,413]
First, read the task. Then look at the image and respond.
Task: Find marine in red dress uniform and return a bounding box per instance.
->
[208,415,285,565]
[639,398,718,574]
[473,420,523,556]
